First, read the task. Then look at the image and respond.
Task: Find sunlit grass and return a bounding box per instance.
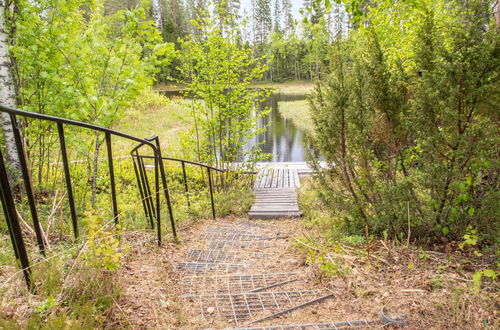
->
[278,100,314,132]
[251,81,314,95]
[113,90,193,157]
[154,81,315,95]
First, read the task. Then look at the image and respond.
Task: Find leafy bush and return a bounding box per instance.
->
[309,0,499,244]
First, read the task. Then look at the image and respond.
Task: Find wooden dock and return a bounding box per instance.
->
[249,168,301,219]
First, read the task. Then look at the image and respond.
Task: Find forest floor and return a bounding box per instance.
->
[107,216,498,329]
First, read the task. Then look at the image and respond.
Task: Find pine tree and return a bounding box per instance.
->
[252,0,272,44]
[104,0,141,15]
[273,0,281,33]
[214,0,241,35]
[158,0,188,44]
[186,0,208,40]
[282,0,294,36]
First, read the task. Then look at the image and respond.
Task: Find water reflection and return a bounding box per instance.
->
[159,89,312,162]
[245,92,310,162]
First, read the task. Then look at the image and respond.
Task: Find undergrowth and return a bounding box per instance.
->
[296,176,499,328]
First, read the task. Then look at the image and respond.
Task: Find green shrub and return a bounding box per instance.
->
[309,0,499,244]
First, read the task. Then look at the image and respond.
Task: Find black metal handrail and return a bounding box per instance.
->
[0,104,163,291]
[138,155,226,172]
[132,136,225,221]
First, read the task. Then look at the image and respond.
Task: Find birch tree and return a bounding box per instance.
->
[0,0,20,184]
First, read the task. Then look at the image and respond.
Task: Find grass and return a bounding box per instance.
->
[154,80,315,95]
[0,88,256,328]
[295,177,499,329]
[0,233,122,329]
[278,100,314,132]
[251,80,314,94]
[114,89,193,157]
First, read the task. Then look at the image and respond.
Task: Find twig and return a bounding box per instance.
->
[47,191,66,240]
[407,201,411,247]
[292,236,321,252]
[248,294,334,324]
[46,190,59,237]
[365,225,371,264]
[326,254,357,268]
[400,289,426,293]
[15,208,36,237]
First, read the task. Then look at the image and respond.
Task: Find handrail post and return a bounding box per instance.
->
[152,137,176,240]
[154,151,162,245]
[181,161,190,208]
[57,123,79,239]
[207,167,216,219]
[136,152,155,228]
[0,149,33,292]
[131,155,150,227]
[9,114,45,254]
[105,133,118,224]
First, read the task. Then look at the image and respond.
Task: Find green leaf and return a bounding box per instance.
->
[482,269,497,279]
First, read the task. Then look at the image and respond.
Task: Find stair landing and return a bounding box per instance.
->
[249,168,301,219]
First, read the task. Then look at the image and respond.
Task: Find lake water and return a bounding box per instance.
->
[245,93,310,162]
[161,90,311,162]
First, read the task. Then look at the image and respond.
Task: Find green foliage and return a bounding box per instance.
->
[84,212,124,271]
[459,226,479,251]
[11,0,175,190]
[472,268,498,293]
[305,249,352,278]
[14,0,174,124]
[342,235,365,247]
[214,176,255,217]
[309,0,499,244]
[34,296,58,317]
[178,10,271,169]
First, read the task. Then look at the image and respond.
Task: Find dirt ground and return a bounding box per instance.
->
[108,216,498,329]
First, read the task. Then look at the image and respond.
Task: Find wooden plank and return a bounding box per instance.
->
[253,171,265,190]
[259,169,266,188]
[262,169,270,188]
[250,208,300,212]
[254,188,296,192]
[250,167,301,219]
[293,169,300,187]
[258,169,265,189]
[270,169,277,188]
[265,169,273,188]
[254,172,262,189]
[251,206,299,210]
[254,195,296,199]
[249,212,301,219]
[254,202,297,205]
[249,210,301,214]
[254,197,296,200]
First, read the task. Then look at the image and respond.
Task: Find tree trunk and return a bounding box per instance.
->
[0,2,21,185]
[496,0,500,26]
[90,132,104,208]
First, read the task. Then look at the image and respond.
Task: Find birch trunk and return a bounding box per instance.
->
[0,2,21,184]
